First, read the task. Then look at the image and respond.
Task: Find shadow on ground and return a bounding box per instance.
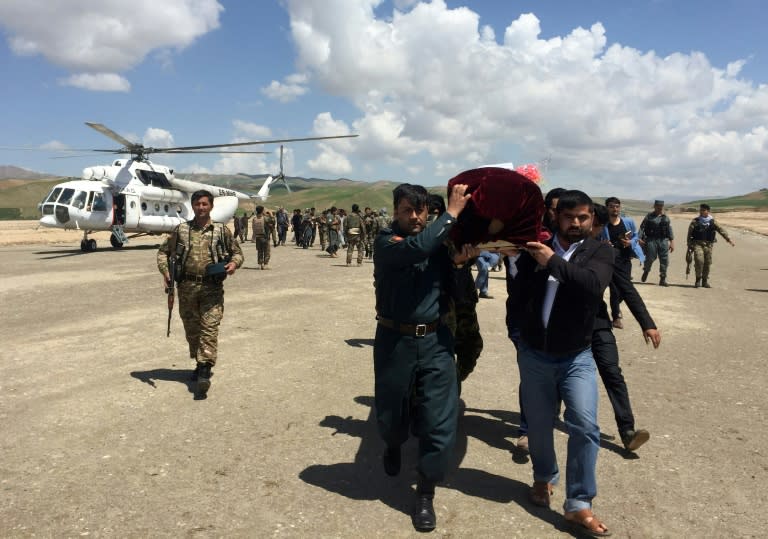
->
[299,396,577,535]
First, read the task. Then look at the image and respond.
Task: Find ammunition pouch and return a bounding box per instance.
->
[205,262,228,283]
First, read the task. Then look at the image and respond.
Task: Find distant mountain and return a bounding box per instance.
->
[0,165,54,180]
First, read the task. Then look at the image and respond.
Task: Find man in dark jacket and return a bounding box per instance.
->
[592,203,661,451]
[505,190,613,537]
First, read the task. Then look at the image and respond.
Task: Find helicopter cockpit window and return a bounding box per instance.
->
[58,188,75,205]
[46,187,63,204]
[72,191,87,209]
[137,169,172,189]
[92,193,107,212]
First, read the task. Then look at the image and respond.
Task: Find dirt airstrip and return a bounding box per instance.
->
[0,217,766,538]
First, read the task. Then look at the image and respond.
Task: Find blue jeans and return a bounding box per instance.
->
[518,343,600,513]
[474,251,500,294]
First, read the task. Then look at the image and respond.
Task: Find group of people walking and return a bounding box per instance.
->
[239,205,393,268]
[156,183,735,535]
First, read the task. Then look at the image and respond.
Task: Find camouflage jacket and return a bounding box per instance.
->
[157,220,244,277]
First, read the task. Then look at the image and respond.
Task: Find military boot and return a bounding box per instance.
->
[641,269,649,283]
[659,277,669,287]
[412,477,436,532]
[694,279,701,288]
[196,363,212,397]
[702,280,711,288]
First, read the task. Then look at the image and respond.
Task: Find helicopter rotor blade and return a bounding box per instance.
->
[85,122,139,149]
[149,134,358,153]
[279,145,284,176]
[164,150,270,154]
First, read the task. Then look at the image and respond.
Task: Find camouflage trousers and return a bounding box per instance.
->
[364,234,376,258]
[691,241,714,281]
[253,235,271,266]
[318,227,327,250]
[178,281,224,366]
[346,234,365,264]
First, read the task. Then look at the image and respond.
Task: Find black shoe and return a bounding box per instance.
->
[196,363,212,398]
[659,278,669,287]
[411,494,436,532]
[621,429,650,451]
[702,280,711,288]
[694,279,701,288]
[382,446,401,476]
[478,292,494,299]
[641,270,649,283]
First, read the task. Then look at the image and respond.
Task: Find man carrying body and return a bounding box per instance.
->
[687,203,735,288]
[251,205,271,270]
[373,182,471,532]
[505,190,613,537]
[639,200,675,286]
[603,197,644,328]
[157,190,244,398]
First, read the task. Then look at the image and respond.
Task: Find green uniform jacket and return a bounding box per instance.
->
[373,211,463,323]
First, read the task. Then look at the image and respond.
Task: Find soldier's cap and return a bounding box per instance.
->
[654,200,664,205]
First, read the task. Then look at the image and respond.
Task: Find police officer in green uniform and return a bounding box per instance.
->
[687,203,735,288]
[373,182,472,532]
[157,190,244,398]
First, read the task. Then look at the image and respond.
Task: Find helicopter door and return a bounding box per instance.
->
[113,194,126,225]
[122,193,141,229]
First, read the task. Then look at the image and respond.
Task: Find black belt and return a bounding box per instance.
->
[377,316,440,337]
[183,272,218,283]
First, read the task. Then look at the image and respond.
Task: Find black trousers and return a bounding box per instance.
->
[592,327,635,434]
[608,257,633,320]
[373,324,458,483]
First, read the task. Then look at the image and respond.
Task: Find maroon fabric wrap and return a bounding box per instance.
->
[447,167,545,246]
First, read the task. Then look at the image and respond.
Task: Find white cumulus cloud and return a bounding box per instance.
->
[283,0,768,196]
[261,73,310,103]
[0,0,223,91]
[59,73,130,92]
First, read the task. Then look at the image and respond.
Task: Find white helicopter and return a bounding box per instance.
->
[37,123,356,251]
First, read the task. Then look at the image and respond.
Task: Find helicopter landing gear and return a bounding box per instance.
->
[110,225,128,249]
[110,234,124,249]
[80,233,97,252]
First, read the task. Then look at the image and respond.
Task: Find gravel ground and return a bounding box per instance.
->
[0,218,766,538]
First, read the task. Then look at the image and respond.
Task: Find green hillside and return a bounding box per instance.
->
[0,178,62,219]
[679,189,768,212]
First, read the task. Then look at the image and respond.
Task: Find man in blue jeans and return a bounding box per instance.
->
[474,250,500,298]
[504,190,613,537]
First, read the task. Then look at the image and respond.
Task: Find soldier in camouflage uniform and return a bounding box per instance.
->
[157,190,244,398]
[315,209,328,251]
[687,203,735,288]
[251,205,271,269]
[344,204,367,266]
[363,207,377,259]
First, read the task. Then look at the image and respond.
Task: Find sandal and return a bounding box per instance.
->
[564,509,611,537]
[528,481,553,507]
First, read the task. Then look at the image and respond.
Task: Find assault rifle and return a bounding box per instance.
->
[165,242,185,336]
[685,247,693,280]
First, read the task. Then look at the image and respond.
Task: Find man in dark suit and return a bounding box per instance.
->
[505,190,613,537]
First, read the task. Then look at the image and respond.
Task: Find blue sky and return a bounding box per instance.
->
[1,0,766,199]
